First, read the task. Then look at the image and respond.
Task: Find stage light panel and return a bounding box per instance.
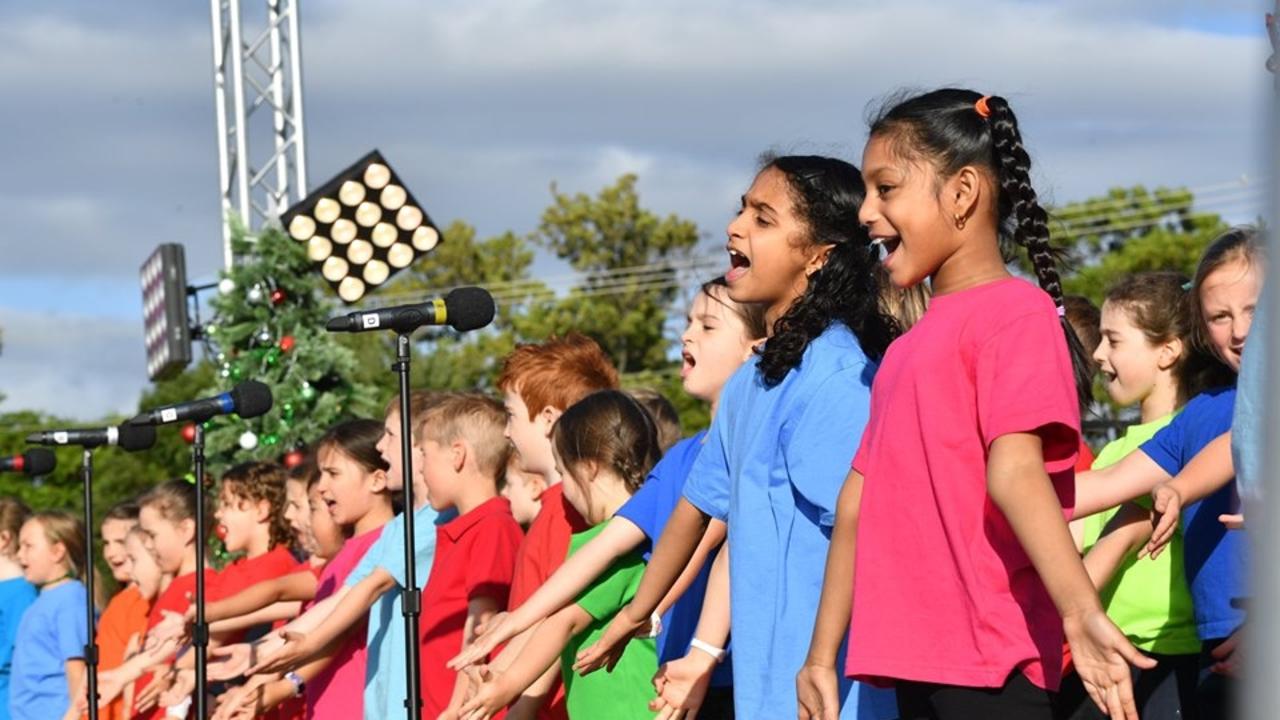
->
[140,243,192,381]
[282,150,442,304]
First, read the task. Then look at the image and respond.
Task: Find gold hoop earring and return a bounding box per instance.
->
[955,214,967,230]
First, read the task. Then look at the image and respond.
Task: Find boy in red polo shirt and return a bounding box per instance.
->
[416,393,525,717]
[490,334,618,719]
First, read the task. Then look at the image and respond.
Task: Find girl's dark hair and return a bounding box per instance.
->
[221,461,292,550]
[104,500,140,523]
[701,276,768,341]
[552,390,661,495]
[1104,272,1200,405]
[869,89,1093,408]
[315,419,391,475]
[756,154,901,386]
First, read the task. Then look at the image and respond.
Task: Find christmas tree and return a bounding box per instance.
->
[198,219,380,468]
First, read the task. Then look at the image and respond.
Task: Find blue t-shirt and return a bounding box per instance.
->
[0,578,36,720]
[347,504,450,718]
[682,323,896,720]
[1141,386,1247,640]
[9,580,87,720]
[615,431,732,688]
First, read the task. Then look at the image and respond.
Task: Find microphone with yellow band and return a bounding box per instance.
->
[324,286,495,334]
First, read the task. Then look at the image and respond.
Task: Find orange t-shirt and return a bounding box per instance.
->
[506,484,590,720]
[92,585,151,720]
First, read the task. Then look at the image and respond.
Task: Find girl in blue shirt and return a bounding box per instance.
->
[11,511,88,720]
[573,155,908,719]
[0,498,35,720]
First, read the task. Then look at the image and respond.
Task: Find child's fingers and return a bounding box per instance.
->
[1219,513,1245,529]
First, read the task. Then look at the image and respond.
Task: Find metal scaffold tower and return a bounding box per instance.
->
[210,0,309,269]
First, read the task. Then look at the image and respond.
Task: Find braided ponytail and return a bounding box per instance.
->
[869,89,1094,410]
[985,96,1094,410]
[552,390,661,497]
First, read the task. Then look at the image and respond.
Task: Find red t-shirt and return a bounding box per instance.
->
[506,483,590,720]
[848,278,1080,691]
[94,585,151,720]
[213,545,304,720]
[419,497,524,716]
[305,525,383,720]
[135,568,221,720]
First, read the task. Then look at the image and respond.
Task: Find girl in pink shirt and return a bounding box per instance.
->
[799,89,1153,720]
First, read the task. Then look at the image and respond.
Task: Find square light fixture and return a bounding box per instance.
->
[281,149,442,304]
[140,243,193,380]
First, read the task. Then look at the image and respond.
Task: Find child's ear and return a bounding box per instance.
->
[538,406,563,438]
[253,498,272,524]
[805,244,834,278]
[451,440,468,473]
[1157,337,1185,371]
[528,474,548,502]
[180,518,197,545]
[369,468,390,494]
[947,165,984,228]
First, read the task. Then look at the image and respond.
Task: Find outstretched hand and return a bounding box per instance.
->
[1064,608,1156,720]
[245,630,310,676]
[450,611,512,670]
[458,665,517,720]
[796,661,841,720]
[1144,483,1183,559]
[572,606,648,675]
[650,652,716,720]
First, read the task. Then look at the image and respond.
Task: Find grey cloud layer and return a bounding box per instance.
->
[0,0,1266,419]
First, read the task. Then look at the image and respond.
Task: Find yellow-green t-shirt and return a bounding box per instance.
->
[1082,414,1201,654]
[560,523,658,719]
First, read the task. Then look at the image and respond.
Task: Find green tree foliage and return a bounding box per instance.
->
[200,221,380,469]
[1050,185,1229,302]
[384,175,705,426]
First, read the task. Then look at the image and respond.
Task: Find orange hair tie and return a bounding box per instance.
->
[975,96,992,119]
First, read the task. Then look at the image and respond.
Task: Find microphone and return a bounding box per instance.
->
[128,380,273,426]
[0,449,56,475]
[325,286,495,334]
[26,424,156,451]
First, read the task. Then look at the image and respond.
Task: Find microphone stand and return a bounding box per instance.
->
[192,424,209,720]
[394,332,424,720]
[81,449,100,720]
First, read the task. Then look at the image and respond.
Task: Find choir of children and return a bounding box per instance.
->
[4,86,1259,720]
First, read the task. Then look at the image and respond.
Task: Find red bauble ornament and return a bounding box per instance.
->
[270,289,287,305]
[180,423,197,444]
[283,450,305,468]
[279,335,296,353]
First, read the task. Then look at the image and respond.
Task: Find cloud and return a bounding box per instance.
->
[0,308,148,421]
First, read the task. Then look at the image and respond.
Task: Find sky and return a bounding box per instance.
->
[0,0,1271,420]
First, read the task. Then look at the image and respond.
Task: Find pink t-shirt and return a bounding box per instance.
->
[848,278,1079,691]
[306,524,383,719]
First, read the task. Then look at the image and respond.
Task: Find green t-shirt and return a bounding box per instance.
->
[560,523,658,719]
[1083,414,1200,654]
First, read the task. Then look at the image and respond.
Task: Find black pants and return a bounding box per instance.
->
[1054,650,1200,720]
[897,672,1052,720]
[698,685,735,719]
[1196,637,1235,720]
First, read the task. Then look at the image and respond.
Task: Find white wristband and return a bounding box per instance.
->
[689,637,726,662]
[646,610,663,639]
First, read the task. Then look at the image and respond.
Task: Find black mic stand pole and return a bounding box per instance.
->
[394,332,424,720]
[193,423,209,720]
[80,449,100,720]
